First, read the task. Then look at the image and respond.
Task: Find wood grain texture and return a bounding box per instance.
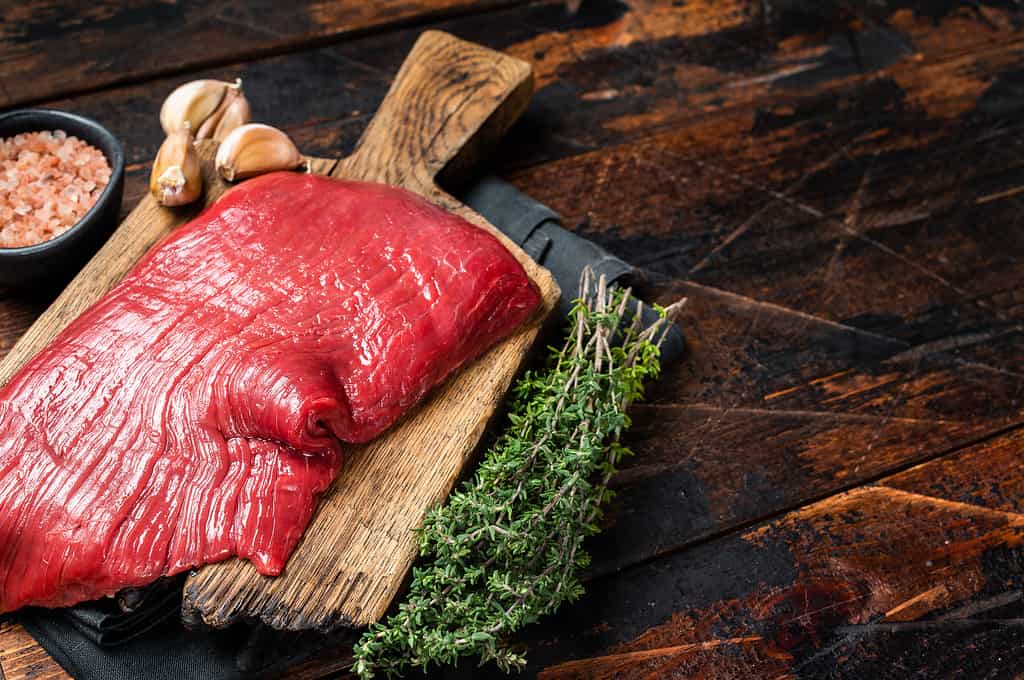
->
[484,0,1024,582]
[24,0,1024,228]
[0,0,529,109]
[517,429,1024,679]
[0,622,67,680]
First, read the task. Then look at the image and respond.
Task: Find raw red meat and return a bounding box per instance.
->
[0,172,540,613]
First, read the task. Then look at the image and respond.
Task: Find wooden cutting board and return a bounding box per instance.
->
[0,31,558,632]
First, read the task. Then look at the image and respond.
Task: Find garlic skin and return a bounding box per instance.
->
[160,79,240,136]
[215,123,304,182]
[194,80,251,141]
[211,90,251,142]
[150,128,202,206]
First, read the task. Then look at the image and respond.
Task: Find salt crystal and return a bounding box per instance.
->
[0,130,110,247]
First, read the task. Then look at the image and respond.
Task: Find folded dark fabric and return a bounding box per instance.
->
[22,612,257,680]
[56,578,183,646]
[18,176,686,680]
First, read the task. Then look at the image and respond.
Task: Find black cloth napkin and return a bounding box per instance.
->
[16,177,686,679]
[50,582,179,647]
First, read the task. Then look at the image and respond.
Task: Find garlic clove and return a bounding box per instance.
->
[211,89,251,142]
[194,79,249,141]
[194,95,226,140]
[160,79,236,136]
[150,127,202,206]
[215,123,304,182]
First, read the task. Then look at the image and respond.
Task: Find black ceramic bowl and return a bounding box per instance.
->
[0,109,125,288]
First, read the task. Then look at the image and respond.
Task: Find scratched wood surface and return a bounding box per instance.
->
[3,0,1024,678]
[0,0,530,108]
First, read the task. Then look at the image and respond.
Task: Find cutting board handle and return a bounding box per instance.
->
[337,30,534,190]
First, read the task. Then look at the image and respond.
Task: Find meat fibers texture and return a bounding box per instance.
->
[0,172,540,613]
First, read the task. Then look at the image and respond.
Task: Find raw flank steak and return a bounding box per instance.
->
[0,172,540,613]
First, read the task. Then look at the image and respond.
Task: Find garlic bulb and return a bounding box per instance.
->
[215,123,304,182]
[150,127,202,206]
[160,78,248,137]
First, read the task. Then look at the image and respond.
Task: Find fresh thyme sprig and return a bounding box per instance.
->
[353,269,684,678]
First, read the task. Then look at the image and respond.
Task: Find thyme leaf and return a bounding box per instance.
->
[353,269,683,678]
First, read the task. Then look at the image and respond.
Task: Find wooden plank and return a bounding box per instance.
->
[19,0,758,194]
[497,26,1024,574]
[0,0,529,108]
[16,0,1022,142]
[0,621,67,680]
[0,0,1014,234]
[519,429,1024,678]
[529,120,1024,575]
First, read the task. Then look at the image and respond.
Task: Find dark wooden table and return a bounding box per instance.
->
[3,1,1024,678]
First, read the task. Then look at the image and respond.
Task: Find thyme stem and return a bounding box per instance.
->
[352,269,684,678]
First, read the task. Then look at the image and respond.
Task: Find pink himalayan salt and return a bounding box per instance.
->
[0,130,111,248]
